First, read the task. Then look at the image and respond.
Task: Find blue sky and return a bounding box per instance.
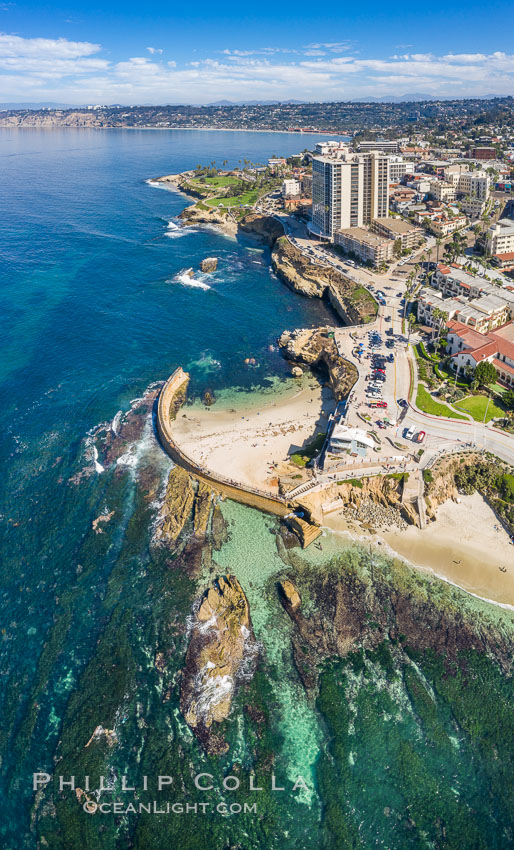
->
[1,0,514,103]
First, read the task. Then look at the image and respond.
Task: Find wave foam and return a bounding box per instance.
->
[172,271,211,290]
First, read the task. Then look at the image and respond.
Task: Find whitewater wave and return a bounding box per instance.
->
[165,219,193,239]
[83,434,105,474]
[171,271,211,290]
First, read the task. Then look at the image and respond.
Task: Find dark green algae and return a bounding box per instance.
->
[16,457,514,850]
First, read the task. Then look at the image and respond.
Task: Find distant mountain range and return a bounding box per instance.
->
[207,99,306,106]
[0,94,510,111]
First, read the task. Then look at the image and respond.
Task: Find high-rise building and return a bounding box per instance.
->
[311,151,390,239]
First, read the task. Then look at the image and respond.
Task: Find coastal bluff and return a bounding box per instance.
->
[271,237,378,326]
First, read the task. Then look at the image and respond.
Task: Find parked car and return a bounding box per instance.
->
[369,401,387,408]
[388,354,394,363]
[404,426,416,440]
[385,328,394,336]
[416,431,426,443]
[386,340,395,348]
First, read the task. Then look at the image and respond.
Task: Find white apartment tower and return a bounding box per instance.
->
[311,150,390,239]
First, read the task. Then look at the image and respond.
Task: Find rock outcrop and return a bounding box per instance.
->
[156,466,215,545]
[238,211,285,245]
[278,579,301,612]
[200,257,218,272]
[296,472,414,528]
[180,575,257,753]
[278,327,358,401]
[276,556,514,693]
[179,204,237,235]
[157,466,196,544]
[271,237,377,325]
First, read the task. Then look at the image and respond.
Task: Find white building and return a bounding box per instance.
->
[486,219,514,256]
[281,178,301,197]
[388,156,415,183]
[315,140,350,157]
[460,196,486,219]
[327,424,375,455]
[357,140,401,153]
[457,171,490,200]
[430,180,457,203]
[311,151,390,239]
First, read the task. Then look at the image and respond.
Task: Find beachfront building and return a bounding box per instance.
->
[327,424,375,456]
[335,227,394,268]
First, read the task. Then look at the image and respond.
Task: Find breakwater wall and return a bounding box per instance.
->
[156,368,290,517]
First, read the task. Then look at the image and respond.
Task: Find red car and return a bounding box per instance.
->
[369,401,387,408]
[374,368,386,374]
[416,431,426,443]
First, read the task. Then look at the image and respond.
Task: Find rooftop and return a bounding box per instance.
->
[373,216,421,234]
[337,227,389,247]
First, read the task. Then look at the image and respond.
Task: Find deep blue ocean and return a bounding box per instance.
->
[0,128,342,846]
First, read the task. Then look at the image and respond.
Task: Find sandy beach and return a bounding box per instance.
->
[382,493,514,607]
[172,377,333,493]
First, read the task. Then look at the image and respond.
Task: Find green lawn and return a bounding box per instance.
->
[190,175,240,188]
[453,394,504,422]
[206,190,259,208]
[415,384,468,420]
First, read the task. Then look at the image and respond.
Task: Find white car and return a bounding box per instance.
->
[404,426,416,440]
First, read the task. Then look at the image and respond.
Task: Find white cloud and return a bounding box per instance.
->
[1,34,514,103]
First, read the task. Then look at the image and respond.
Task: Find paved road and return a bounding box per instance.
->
[256,200,514,469]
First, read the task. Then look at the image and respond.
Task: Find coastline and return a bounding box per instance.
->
[0,124,348,135]
[149,160,514,608]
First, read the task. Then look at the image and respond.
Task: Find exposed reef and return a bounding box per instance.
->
[180,575,257,754]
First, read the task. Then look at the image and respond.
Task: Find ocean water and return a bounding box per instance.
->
[1,129,513,850]
[0,127,341,846]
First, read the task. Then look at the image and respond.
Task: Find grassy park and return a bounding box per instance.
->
[453,394,504,422]
[415,384,467,420]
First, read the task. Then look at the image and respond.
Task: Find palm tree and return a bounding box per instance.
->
[435,237,442,264]
[407,312,416,343]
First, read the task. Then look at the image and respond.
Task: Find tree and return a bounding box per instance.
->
[474,360,497,387]
[393,238,402,259]
[502,389,514,411]
[407,312,416,342]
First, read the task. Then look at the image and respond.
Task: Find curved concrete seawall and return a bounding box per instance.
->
[156,368,290,517]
